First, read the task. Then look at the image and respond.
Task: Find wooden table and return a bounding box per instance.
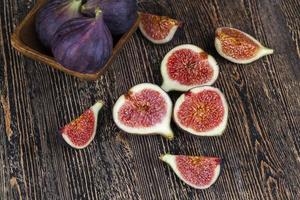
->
[1,0,299,199]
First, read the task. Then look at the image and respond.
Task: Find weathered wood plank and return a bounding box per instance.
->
[0,0,299,199]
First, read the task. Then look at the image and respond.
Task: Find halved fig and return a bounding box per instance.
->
[113,83,174,139]
[174,86,228,136]
[215,27,274,64]
[160,154,221,189]
[59,101,104,149]
[161,44,219,92]
[139,12,182,44]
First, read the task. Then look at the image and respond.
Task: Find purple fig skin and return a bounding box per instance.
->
[35,0,83,48]
[51,9,113,74]
[82,0,138,35]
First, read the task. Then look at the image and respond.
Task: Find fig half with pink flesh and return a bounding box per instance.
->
[161,44,219,92]
[160,154,221,189]
[113,83,174,139]
[59,101,104,149]
[174,86,228,136]
[139,12,182,44]
[215,27,274,64]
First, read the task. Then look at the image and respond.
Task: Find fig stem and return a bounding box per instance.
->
[161,82,171,92]
[163,131,174,140]
[159,154,165,161]
[95,7,103,18]
[261,47,274,55]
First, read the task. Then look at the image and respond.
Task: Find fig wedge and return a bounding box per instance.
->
[215,27,274,64]
[160,154,222,189]
[59,101,104,149]
[139,12,182,44]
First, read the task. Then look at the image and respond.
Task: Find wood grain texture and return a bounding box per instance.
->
[1,0,299,199]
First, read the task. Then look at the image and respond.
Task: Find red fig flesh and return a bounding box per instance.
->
[215,27,274,64]
[161,44,219,92]
[160,154,221,189]
[59,101,104,149]
[139,12,181,44]
[113,83,173,139]
[174,86,228,136]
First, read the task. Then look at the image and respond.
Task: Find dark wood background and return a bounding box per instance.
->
[1,0,299,199]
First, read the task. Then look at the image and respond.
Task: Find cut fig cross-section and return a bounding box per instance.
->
[174,86,228,136]
[215,27,274,64]
[160,154,222,189]
[161,44,219,92]
[139,12,182,44]
[113,83,174,139]
[59,101,104,149]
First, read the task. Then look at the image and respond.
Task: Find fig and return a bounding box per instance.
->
[81,0,138,35]
[113,83,174,139]
[139,12,182,44]
[161,44,219,92]
[35,0,83,48]
[174,86,228,136]
[215,27,274,64]
[51,8,113,74]
[160,154,221,189]
[59,101,104,149]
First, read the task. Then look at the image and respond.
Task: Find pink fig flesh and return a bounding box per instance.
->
[174,86,228,136]
[161,44,219,92]
[118,89,167,128]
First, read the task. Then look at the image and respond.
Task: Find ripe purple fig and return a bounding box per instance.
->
[174,86,229,136]
[59,101,104,149]
[113,83,174,140]
[51,8,113,74]
[35,0,83,48]
[139,12,182,44]
[161,44,219,92]
[215,27,274,64]
[81,0,138,35]
[160,154,222,189]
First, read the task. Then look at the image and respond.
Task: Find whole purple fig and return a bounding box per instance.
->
[51,8,113,74]
[81,0,138,35]
[35,0,83,48]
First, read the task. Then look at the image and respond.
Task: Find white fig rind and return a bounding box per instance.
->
[113,83,174,140]
[139,23,179,44]
[173,86,228,136]
[62,100,104,149]
[160,154,221,189]
[215,27,274,64]
[161,44,219,92]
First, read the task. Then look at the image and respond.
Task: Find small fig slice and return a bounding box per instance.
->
[59,101,104,149]
[161,44,219,92]
[215,27,274,64]
[113,83,174,139]
[174,86,228,136]
[160,154,221,189]
[139,12,182,44]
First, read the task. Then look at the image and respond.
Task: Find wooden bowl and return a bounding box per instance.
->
[11,0,140,80]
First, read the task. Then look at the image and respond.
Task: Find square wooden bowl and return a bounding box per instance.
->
[11,0,140,80]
